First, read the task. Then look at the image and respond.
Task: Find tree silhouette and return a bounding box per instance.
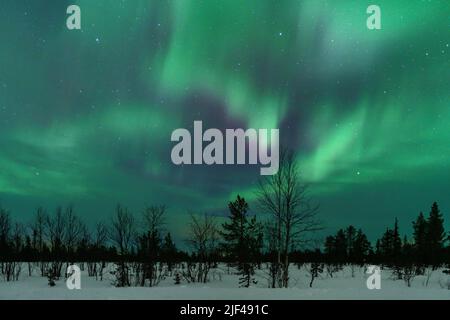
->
[110,204,135,287]
[257,148,321,288]
[161,232,178,273]
[186,213,219,283]
[0,199,447,290]
[426,202,446,268]
[221,195,262,287]
[413,212,427,267]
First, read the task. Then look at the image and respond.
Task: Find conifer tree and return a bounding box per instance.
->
[392,218,403,279]
[220,195,262,287]
[345,226,357,259]
[393,218,402,258]
[353,229,371,265]
[334,229,348,262]
[426,202,446,267]
[378,228,394,265]
[412,212,427,265]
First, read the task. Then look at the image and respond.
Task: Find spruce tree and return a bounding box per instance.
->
[353,229,371,265]
[375,239,381,257]
[412,212,427,265]
[393,218,402,257]
[392,218,403,279]
[345,225,357,260]
[221,195,249,264]
[334,229,347,262]
[426,202,445,267]
[324,236,336,260]
[220,195,262,287]
[378,228,394,265]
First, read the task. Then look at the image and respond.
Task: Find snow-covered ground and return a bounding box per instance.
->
[0,263,449,300]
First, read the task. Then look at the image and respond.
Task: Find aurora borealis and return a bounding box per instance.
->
[0,0,449,241]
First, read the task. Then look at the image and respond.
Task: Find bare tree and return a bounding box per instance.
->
[110,204,135,287]
[0,208,11,255]
[142,205,166,233]
[0,209,12,279]
[0,210,23,282]
[186,213,219,283]
[95,222,108,247]
[93,222,108,280]
[263,221,282,288]
[257,148,322,288]
[10,223,23,281]
[110,205,135,255]
[138,205,166,287]
[64,206,83,259]
[30,207,48,276]
[45,207,66,278]
[77,222,91,272]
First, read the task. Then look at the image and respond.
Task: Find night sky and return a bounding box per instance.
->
[0,0,449,241]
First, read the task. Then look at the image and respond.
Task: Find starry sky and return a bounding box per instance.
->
[0,0,449,242]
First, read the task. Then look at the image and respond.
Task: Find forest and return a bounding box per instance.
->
[0,150,448,289]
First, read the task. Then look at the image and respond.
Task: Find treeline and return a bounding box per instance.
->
[322,202,448,268]
[0,199,448,287]
[293,202,449,287]
[0,149,323,288]
[0,205,190,284]
[0,149,448,288]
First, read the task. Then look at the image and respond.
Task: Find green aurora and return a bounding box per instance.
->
[0,0,449,241]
